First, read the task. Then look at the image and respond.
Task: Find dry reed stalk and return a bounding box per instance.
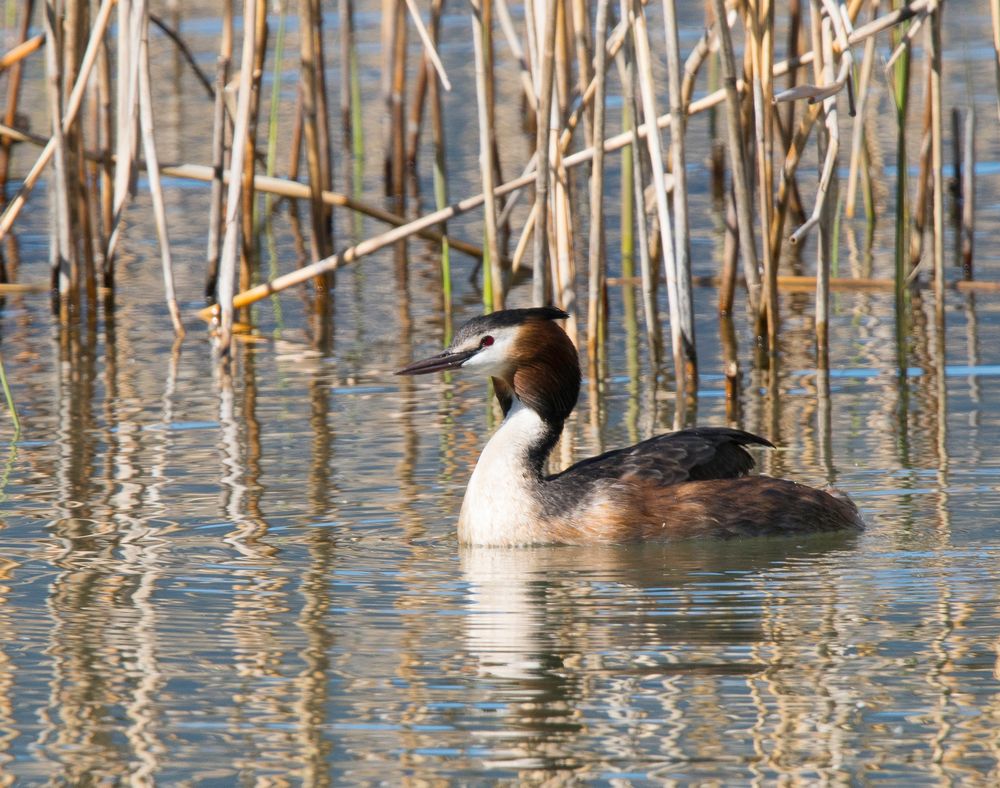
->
[205,0,232,299]
[0,0,114,243]
[961,107,974,278]
[96,26,113,256]
[719,189,738,314]
[928,0,944,313]
[136,0,183,337]
[495,0,538,112]
[216,0,259,353]
[615,12,657,357]
[428,0,452,336]
[42,0,75,307]
[389,0,407,200]
[531,0,558,306]
[299,0,334,261]
[909,77,930,269]
[992,0,1000,121]
[586,0,610,366]
[630,0,685,378]
[105,0,140,284]
[339,0,354,135]
[0,0,35,195]
[845,0,877,218]
[240,0,268,296]
[406,55,428,171]
[662,0,696,377]
[711,0,760,313]
[751,0,779,352]
[0,33,43,73]
[769,101,819,255]
[815,12,839,364]
[199,1,936,320]
[470,0,504,309]
[571,0,594,146]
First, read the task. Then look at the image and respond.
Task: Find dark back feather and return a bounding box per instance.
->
[548,427,773,487]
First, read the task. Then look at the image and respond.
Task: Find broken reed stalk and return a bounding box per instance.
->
[586,0,610,366]
[815,10,839,365]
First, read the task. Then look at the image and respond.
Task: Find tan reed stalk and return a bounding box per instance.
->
[0,0,34,196]
[205,0,232,299]
[0,33,42,71]
[631,0,685,379]
[928,0,944,314]
[42,0,75,308]
[105,0,141,282]
[390,0,407,201]
[711,0,761,314]
[470,0,504,310]
[300,0,334,261]
[136,0,183,336]
[239,0,267,297]
[909,76,930,269]
[749,0,778,352]
[571,0,594,145]
[339,0,354,134]
[1,0,113,249]
[815,12,838,365]
[845,0,877,218]
[662,0,696,378]
[428,0,452,338]
[406,54,428,171]
[680,18,716,108]
[781,0,801,154]
[962,107,974,278]
[496,0,537,111]
[66,0,95,307]
[532,0,558,306]
[587,0,610,366]
[198,1,936,319]
[96,27,113,261]
[719,189,738,314]
[992,0,1000,121]
[216,0,259,354]
[769,101,819,255]
[615,12,657,357]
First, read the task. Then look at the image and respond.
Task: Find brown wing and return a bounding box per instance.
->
[549,427,773,486]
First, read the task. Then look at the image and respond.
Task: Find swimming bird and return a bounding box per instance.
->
[397,307,863,546]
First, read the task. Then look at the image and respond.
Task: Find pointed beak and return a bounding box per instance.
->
[396,347,478,376]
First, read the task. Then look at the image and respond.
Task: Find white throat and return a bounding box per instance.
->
[457,398,553,546]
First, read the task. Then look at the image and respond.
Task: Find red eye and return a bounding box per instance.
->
[481,335,494,347]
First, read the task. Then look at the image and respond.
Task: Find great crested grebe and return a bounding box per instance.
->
[397,307,863,546]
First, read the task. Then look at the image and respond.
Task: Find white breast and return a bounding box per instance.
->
[458,400,549,546]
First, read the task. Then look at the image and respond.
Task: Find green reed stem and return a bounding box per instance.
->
[0,350,20,437]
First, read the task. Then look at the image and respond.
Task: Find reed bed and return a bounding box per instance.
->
[0,0,985,388]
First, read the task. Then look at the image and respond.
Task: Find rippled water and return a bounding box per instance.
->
[2,1,1000,783]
